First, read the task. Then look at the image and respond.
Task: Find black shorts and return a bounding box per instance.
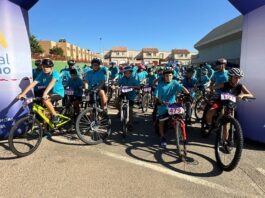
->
[48,93,62,102]
[69,96,82,102]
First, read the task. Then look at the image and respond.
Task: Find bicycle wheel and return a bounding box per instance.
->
[122,107,128,138]
[76,108,111,145]
[8,115,43,157]
[215,117,243,171]
[195,97,207,121]
[107,87,113,104]
[142,94,149,113]
[175,121,187,161]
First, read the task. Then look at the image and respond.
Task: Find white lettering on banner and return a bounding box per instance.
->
[0,53,12,74]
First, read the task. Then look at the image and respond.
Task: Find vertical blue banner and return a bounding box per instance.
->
[0,0,33,137]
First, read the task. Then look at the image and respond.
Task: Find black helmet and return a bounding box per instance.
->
[67,59,76,66]
[35,59,42,66]
[163,67,174,75]
[41,58,54,67]
[186,68,195,74]
[147,68,154,73]
[91,58,101,65]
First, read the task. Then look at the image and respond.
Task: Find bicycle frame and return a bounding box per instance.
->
[32,103,71,129]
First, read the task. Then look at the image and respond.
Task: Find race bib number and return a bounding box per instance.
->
[221,93,236,103]
[144,87,151,92]
[168,105,185,115]
[65,89,74,96]
[82,95,90,101]
[121,87,133,93]
[38,85,46,90]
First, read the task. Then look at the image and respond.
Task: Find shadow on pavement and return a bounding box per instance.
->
[0,139,20,160]
[108,110,223,177]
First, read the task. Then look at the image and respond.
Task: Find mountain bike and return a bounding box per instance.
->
[8,97,72,157]
[75,88,111,145]
[211,93,255,171]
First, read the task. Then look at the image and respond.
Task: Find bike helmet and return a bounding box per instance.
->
[35,59,42,66]
[216,58,227,65]
[228,68,244,78]
[163,67,174,75]
[41,58,54,67]
[91,58,101,65]
[110,61,116,65]
[147,68,154,73]
[67,59,76,66]
[123,66,133,72]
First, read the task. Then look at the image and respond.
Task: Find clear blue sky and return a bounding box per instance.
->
[29,0,240,53]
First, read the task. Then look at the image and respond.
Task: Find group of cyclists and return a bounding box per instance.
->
[19,56,254,150]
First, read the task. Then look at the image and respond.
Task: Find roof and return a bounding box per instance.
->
[142,48,159,53]
[171,49,190,54]
[194,15,243,49]
[9,0,38,10]
[229,0,265,15]
[111,47,128,52]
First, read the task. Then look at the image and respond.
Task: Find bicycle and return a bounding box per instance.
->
[75,88,111,145]
[155,94,188,161]
[107,79,118,104]
[8,97,72,157]
[119,86,134,139]
[141,84,152,113]
[210,93,255,171]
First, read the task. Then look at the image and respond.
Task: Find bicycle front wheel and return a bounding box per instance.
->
[215,117,243,171]
[122,107,128,138]
[142,94,150,113]
[195,97,207,121]
[175,120,187,161]
[8,115,43,157]
[76,108,111,145]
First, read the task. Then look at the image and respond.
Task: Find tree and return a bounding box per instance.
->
[49,46,64,56]
[30,35,44,54]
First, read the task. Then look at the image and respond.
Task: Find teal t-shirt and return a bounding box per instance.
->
[66,78,84,96]
[118,76,139,101]
[109,67,119,79]
[85,69,105,90]
[35,71,64,97]
[155,80,183,115]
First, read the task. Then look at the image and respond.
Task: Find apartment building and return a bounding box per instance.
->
[38,40,91,62]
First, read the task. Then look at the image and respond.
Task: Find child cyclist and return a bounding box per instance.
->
[17,58,64,123]
[203,68,254,147]
[65,69,84,115]
[116,66,140,130]
[154,68,189,148]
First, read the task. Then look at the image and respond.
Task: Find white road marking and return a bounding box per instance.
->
[90,147,262,197]
[257,168,265,177]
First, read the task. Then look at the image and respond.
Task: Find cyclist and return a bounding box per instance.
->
[210,58,229,93]
[60,59,80,86]
[65,69,84,115]
[84,58,107,112]
[32,59,42,80]
[109,62,119,80]
[182,68,197,125]
[203,62,214,79]
[17,58,64,123]
[146,67,157,88]
[136,64,148,84]
[196,67,210,92]
[154,68,189,148]
[203,68,254,142]
[116,66,140,130]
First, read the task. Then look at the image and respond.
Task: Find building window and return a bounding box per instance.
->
[116,52,120,56]
[146,52,151,57]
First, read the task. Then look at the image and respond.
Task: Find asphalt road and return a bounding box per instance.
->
[1,105,265,198]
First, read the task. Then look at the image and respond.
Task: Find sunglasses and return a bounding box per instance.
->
[42,65,53,68]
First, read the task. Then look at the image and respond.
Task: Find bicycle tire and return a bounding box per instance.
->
[122,107,128,138]
[195,97,206,121]
[76,108,111,145]
[175,121,187,161]
[142,94,149,113]
[215,117,243,171]
[8,115,43,157]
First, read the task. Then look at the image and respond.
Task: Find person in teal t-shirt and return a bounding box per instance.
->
[17,59,64,124]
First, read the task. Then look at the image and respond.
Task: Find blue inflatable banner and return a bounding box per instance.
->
[0,0,34,137]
